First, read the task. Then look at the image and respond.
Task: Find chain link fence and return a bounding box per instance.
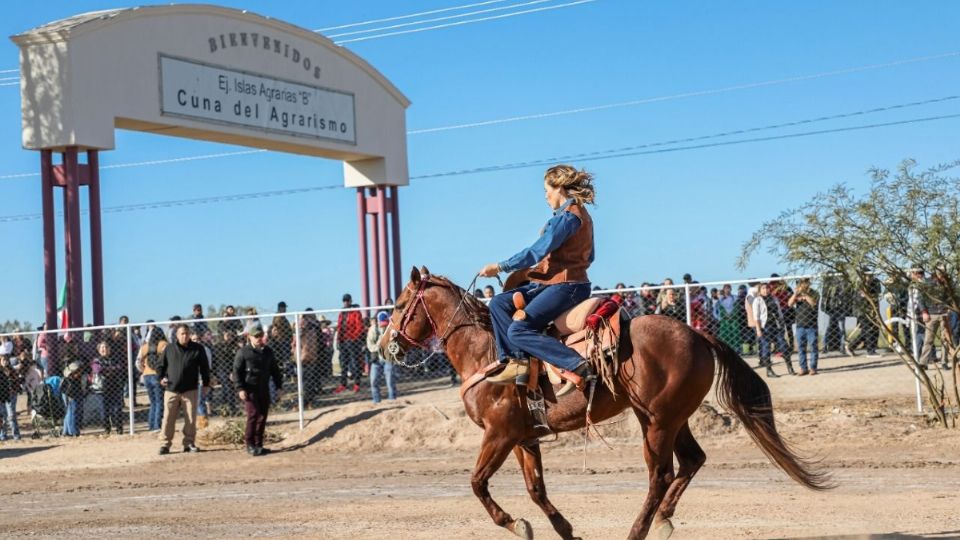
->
[0,272,954,439]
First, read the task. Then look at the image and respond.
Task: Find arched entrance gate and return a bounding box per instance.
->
[12,5,410,330]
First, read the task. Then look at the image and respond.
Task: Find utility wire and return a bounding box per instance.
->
[0,184,342,223]
[0,0,591,77]
[411,112,960,179]
[334,0,598,44]
[328,0,558,38]
[0,149,267,180]
[1,94,953,181]
[2,108,957,223]
[409,51,960,134]
[315,0,512,31]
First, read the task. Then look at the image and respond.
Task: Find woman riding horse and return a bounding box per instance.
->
[479,164,596,394]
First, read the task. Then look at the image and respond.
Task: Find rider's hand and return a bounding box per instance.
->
[479,263,501,278]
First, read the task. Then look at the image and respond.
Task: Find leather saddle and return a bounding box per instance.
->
[504,270,621,385]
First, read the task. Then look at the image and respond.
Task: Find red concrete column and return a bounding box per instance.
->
[377,188,390,302]
[389,186,402,296]
[88,150,104,326]
[40,150,57,332]
[63,147,83,328]
[356,189,370,310]
[369,188,382,307]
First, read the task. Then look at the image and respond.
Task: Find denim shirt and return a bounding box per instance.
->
[499,199,590,273]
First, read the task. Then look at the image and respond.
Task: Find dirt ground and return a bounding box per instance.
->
[1,352,959,540]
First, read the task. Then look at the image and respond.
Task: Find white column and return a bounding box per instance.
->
[295,317,304,431]
[126,325,136,435]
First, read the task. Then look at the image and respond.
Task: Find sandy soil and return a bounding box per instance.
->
[1,352,958,540]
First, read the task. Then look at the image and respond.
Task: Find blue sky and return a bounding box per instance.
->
[2,0,959,326]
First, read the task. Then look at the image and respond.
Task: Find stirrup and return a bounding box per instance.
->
[556,364,595,397]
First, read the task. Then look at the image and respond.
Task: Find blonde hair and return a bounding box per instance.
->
[545,164,595,206]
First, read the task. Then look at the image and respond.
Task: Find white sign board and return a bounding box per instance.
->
[159,55,356,144]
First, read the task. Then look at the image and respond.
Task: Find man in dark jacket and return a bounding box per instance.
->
[233,326,282,456]
[158,324,210,455]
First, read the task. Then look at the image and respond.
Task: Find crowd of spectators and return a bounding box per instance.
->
[2,268,957,440]
[0,292,458,439]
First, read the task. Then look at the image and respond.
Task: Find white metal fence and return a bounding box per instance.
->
[0,272,951,439]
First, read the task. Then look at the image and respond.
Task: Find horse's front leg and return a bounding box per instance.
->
[472,428,530,539]
[514,443,579,539]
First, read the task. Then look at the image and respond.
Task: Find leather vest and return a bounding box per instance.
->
[528,203,593,285]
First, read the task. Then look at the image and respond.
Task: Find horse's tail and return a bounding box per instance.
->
[700,331,835,491]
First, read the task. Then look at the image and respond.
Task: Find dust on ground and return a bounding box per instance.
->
[1,352,958,539]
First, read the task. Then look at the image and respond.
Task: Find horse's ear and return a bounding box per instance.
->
[420,265,431,278]
[410,266,421,285]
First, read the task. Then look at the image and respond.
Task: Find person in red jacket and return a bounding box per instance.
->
[335,294,365,393]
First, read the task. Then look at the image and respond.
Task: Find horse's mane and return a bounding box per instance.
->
[427,275,493,331]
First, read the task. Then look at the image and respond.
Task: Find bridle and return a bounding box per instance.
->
[385,273,493,364]
[388,277,442,352]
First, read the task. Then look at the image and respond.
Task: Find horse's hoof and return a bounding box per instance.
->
[654,518,675,540]
[511,518,533,540]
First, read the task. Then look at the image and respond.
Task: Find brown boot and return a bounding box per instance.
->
[197,415,208,430]
[485,359,529,385]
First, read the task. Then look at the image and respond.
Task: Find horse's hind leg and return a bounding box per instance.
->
[654,422,706,539]
[514,443,578,540]
[472,430,528,538]
[629,416,677,540]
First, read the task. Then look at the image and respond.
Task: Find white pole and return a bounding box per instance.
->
[126,325,136,435]
[910,313,922,414]
[295,317,304,431]
[684,284,692,326]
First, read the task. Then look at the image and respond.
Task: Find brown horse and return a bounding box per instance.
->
[380,268,832,540]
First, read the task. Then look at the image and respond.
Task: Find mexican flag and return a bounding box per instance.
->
[57,283,68,329]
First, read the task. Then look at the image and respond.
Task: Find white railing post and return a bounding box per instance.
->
[909,299,923,414]
[126,324,135,435]
[684,284,692,326]
[295,316,304,431]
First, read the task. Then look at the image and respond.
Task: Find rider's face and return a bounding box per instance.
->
[544,180,565,210]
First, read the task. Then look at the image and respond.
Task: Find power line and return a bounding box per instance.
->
[2,93,953,181]
[328,0,558,38]
[334,0,599,44]
[2,108,957,223]
[0,149,267,180]
[409,51,960,134]
[0,0,593,78]
[411,112,960,179]
[0,183,342,223]
[316,0,512,31]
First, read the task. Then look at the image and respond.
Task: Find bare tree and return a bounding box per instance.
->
[739,159,960,427]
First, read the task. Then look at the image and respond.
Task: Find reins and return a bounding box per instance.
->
[388,273,500,369]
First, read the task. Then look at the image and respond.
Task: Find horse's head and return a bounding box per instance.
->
[379,266,443,361]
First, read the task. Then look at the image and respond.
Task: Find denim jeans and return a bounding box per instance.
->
[197,384,208,417]
[796,326,819,371]
[369,360,397,403]
[339,339,364,386]
[3,394,21,440]
[759,324,789,366]
[62,397,80,436]
[143,374,164,431]
[489,281,592,371]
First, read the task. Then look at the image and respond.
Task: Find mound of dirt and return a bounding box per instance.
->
[281,400,482,452]
[280,398,743,454]
[690,402,741,436]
